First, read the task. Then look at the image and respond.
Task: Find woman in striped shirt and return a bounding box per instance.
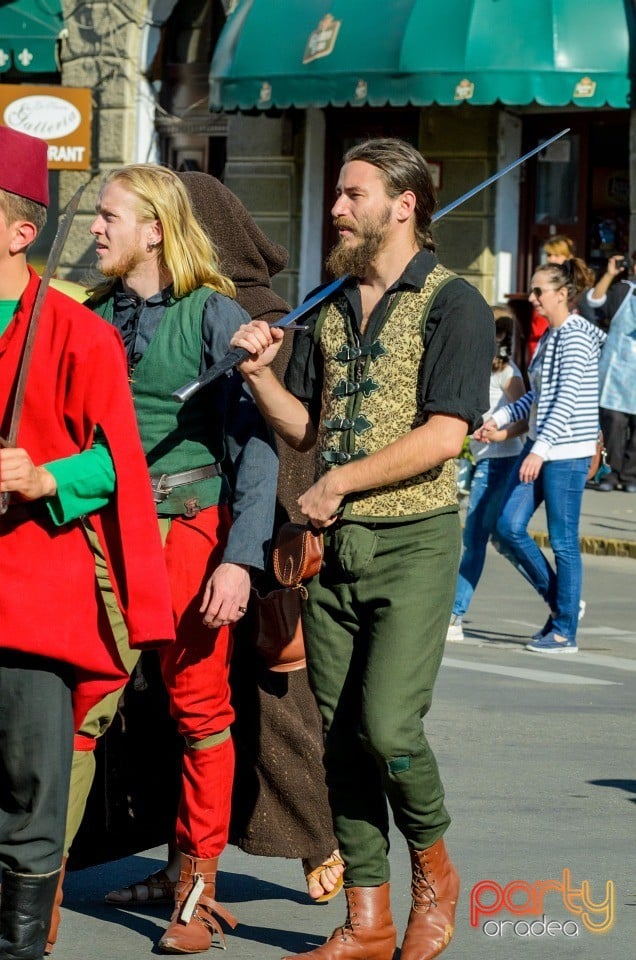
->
[477,259,606,654]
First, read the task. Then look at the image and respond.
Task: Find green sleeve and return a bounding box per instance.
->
[45,434,117,526]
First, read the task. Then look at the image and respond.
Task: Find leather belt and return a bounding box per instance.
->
[150,463,221,503]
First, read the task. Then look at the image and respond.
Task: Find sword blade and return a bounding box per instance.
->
[172,274,349,401]
[432,128,570,222]
[1,184,86,514]
[7,183,85,448]
[270,275,349,329]
[172,127,571,404]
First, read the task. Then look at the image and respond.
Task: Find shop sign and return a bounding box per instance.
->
[303,14,341,64]
[0,85,91,170]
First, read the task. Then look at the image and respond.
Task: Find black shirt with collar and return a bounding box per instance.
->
[284,249,495,433]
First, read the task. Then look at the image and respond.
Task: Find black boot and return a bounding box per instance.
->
[0,869,61,960]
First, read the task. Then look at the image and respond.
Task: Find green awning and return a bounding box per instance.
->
[210,0,634,111]
[210,0,416,110]
[400,0,633,107]
[0,0,65,74]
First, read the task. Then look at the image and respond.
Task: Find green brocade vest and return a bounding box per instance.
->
[91,287,227,515]
[315,264,459,521]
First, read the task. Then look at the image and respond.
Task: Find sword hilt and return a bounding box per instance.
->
[172,347,250,401]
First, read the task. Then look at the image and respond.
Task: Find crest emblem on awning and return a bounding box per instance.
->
[303,14,342,64]
[258,81,272,106]
[354,79,368,101]
[573,76,596,98]
[454,78,474,101]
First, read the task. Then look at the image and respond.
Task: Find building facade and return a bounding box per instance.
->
[1,0,634,311]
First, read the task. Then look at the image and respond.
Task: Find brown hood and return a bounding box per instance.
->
[178,171,313,520]
[178,171,290,324]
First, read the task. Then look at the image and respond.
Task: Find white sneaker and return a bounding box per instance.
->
[446,617,464,642]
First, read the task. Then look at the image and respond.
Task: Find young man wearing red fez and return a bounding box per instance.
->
[0,127,175,960]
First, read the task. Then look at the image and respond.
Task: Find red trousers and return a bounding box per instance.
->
[159,505,235,859]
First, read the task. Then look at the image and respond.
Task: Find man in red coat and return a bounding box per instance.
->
[0,128,174,960]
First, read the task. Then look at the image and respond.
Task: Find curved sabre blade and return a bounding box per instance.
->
[1,184,86,514]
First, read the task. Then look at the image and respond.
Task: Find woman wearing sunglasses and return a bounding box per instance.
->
[476,259,606,653]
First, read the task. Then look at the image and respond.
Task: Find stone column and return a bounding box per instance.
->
[58,0,149,277]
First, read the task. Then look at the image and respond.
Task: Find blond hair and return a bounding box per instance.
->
[543,235,575,259]
[88,164,236,300]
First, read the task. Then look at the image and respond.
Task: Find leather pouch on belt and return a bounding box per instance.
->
[272,521,324,586]
[252,522,324,673]
[252,584,306,672]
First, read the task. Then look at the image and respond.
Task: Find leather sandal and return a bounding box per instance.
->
[303,850,345,903]
[104,869,176,905]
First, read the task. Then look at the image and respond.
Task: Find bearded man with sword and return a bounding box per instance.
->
[228,137,494,960]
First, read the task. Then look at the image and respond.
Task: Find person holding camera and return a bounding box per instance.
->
[583,252,636,493]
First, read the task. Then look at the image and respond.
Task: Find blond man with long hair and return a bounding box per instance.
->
[50,164,278,956]
[88,164,235,301]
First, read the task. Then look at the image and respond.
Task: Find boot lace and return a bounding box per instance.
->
[411,853,437,911]
[335,891,359,941]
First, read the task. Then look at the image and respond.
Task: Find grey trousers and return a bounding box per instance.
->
[0,652,74,875]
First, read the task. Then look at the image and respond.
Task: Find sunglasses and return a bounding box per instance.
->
[528,285,563,298]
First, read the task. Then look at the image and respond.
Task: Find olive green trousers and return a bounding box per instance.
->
[303,511,460,887]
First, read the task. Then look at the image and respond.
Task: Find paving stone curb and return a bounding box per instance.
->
[530,530,636,559]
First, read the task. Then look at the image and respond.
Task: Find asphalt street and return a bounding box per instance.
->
[57,546,636,960]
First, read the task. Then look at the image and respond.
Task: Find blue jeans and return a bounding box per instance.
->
[452,456,518,617]
[496,442,591,640]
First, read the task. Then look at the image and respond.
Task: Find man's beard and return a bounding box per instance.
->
[325,207,392,279]
[97,246,145,279]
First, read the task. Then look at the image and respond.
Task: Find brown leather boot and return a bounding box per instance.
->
[45,856,67,955]
[158,853,237,954]
[282,883,396,960]
[400,838,459,960]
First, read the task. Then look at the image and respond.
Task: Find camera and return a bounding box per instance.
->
[616,256,631,271]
